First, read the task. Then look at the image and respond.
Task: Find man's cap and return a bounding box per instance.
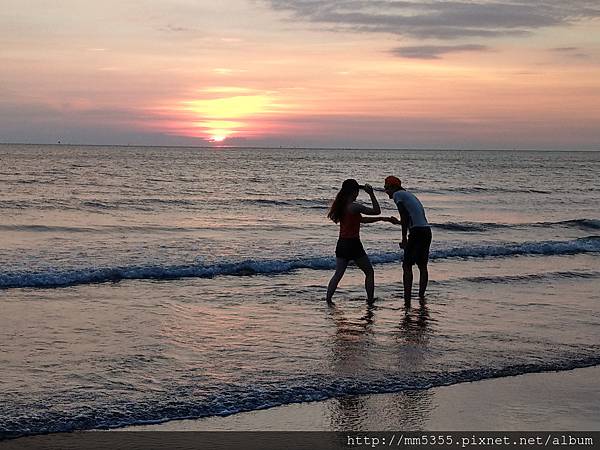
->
[384,176,402,189]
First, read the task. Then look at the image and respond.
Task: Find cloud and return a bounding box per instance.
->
[266,0,600,40]
[550,46,579,52]
[391,44,490,59]
[549,46,590,58]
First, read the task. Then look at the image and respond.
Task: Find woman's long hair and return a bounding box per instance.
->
[327,179,360,223]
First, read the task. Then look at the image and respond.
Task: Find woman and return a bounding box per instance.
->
[326,178,399,304]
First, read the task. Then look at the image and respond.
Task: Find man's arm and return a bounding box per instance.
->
[397,204,410,248]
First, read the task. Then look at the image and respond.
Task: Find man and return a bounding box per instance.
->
[384,176,432,306]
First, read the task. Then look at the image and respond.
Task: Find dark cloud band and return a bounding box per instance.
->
[391,44,490,59]
[266,0,600,40]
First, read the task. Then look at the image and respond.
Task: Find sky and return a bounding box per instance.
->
[1,0,600,149]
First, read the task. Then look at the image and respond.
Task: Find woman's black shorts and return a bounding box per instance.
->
[335,238,367,260]
[404,226,432,266]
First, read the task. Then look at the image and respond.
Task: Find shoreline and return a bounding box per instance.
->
[122,365,600,432]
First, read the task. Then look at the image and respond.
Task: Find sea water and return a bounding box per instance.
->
[1,144,599,435]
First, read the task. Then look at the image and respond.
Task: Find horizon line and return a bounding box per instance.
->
[1,141,598,152]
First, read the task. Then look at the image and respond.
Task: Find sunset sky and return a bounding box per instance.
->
[2,0,600,149]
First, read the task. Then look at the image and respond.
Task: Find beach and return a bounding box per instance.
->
[3,367,597,450]
[1,145,599,436]
[4,0,600,441]
[125,366,600,431]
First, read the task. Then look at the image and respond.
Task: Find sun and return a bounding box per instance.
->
[162,89,290,143]
[180,93,275,142]
[210,135,226,142]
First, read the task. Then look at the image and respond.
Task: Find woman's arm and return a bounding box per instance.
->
[349,184,381,215]
[361,216,400,224]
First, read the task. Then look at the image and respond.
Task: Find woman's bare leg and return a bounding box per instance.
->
[326,258,349,304]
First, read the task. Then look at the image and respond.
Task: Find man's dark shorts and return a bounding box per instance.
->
[403,226,432,266]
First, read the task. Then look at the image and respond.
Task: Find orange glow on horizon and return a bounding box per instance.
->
[144,49,600,146]
[209,135,227,142]
[3,0,600,148]
[170,92,282,142]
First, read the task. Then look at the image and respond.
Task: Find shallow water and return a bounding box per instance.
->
[1,145,599,435]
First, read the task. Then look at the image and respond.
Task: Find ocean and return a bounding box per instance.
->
[1,144,599,436]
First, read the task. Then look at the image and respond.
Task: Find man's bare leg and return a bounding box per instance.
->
[418,262,428,299]
[403,263,413,306]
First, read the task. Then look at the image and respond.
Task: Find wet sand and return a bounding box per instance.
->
[125,365,600,431]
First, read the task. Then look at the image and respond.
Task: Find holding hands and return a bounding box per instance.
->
[399,237,408,249]
[358,182,400,226]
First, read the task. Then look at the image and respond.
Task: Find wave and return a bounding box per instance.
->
[425,236,600,261]
[0,223,303,234]
[445,270,600,285]
[2,218,598,236]
[432,219,600,232]
[0,257,329,289]
[3,354,599,438]
[0,199,74,210]
[0,198,196,212]
[1,236,599,289]
[241,198,330,209]
[432,222,507,232]
[412,186,600,195]
[411,186,554,195]
[432,218,600,232]
[0,224,97,233]
[0,197,330,212]
[549,218,600,230]
[80,198,197,210]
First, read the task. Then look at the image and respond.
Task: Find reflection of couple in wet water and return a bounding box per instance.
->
[326,176,432,307]
[327,302,433,429]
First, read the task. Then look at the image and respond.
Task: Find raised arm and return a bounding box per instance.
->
[349,183,381,216]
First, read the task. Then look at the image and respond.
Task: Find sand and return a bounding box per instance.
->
[125,365,600,431]
[4,366,597,450]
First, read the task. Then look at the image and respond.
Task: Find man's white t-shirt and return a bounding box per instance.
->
[393,190,429,229]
